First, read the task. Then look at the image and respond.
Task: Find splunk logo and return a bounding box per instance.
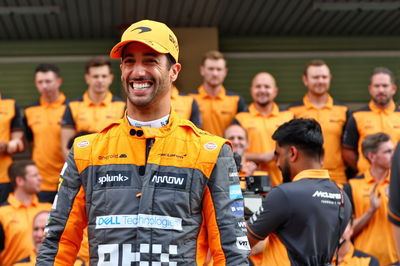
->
[97,171,131,187]
[149,172,187,190]
[312,190,341,200]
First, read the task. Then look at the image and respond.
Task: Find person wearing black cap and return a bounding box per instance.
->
[37,20,249,265]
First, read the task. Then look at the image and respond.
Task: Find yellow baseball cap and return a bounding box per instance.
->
[110,20,179,62]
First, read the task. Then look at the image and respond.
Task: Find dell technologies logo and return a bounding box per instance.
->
[97,171,131,187]
[150,172,187,190]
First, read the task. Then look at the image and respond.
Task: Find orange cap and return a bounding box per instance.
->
[110,20,179,62]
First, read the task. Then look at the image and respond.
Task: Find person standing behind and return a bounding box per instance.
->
[24,64,68,203]
[235,72,293,187]
[0,94,24,203]
[246,118,352,265]
[289,60,350,184]
[60,56,126,158]
[190,50,246,137]
[171,86,202,127]
[344,133,399,265]
[0,160,51,266]
[343,67,400,176]
[37,19,249,265]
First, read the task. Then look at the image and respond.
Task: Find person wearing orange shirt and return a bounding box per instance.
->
[170,86,202,127]
[344,132,399,265]
[190,50,246,137]
[0,95,24,203]
[332,219,379,266]
[0,160,51,266]
[13,210,86,266]
[24,64,68,203]
[60,56,126,158]
[289,60,350,184]
[235,72,293,187]
[343,67,400,177]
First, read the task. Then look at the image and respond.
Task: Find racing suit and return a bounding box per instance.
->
[37,111,250,265]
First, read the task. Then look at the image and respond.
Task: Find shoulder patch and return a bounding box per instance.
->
[76,140,90,148]
[204,142,217,151]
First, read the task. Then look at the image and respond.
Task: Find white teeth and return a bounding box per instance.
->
[132,83,151,90]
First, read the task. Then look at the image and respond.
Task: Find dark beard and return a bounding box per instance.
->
[281,158,292,183]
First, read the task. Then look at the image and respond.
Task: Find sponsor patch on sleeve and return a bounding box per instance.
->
[231,201,245,216]
[236,236,251,250]
[204,142,217,151]
[229,184,243,199]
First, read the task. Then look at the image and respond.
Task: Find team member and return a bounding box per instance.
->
[389,143,400,258]
[344,133,399,265]
[235,72,293,187]
[333,219,379,266]
[171,86,202,127]
[190,50,246,137]
[60,56,126,158]
[246,118,352,265]
[289,60,349,184]
[24,64,68,203]
[343,67,400,176]
[0,160,51,266]
[0,94,24,203]
[13,210,86,266]
[37,20,249,265]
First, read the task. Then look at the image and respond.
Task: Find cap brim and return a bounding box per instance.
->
[110,39,170,59]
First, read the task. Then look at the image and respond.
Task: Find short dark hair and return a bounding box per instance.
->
[362,132,391,160]
[272,118,324,159]
[86,56,112,73]
[8,159,36,190]
[303,59,329,76]
[201,50,226,66]
[35,63,60,76]
[370,67,396,84]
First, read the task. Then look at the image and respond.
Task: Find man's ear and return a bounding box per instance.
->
[288,146,298,162]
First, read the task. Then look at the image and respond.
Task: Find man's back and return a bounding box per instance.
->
[248,169,351,265]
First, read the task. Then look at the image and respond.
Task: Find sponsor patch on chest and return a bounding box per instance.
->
[149,172,187,190]
[97,171,131,187]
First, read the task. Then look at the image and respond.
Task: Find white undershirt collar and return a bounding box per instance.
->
[127,114,170,128]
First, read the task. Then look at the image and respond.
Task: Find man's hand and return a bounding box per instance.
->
[369,183,381,212]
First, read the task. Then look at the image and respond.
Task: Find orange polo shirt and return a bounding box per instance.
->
[24,93,67,192]
[0,95,23,184]
[171,87,202,127]
[0,193,51,266]
[332,243,379,266]
[343,100,400,175]
[235,103,293,187]
[289,94,349,184]
[62,91,126,132]
[190,85,246,137]
[345,170,399,265]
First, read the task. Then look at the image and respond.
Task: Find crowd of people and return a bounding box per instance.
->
[0,19,400,265]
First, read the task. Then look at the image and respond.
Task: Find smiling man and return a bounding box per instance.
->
[60,56,126,158]
[289,60,350,184]
[343,67,400,176]
[234,72,293,187]
[37,20,249,265]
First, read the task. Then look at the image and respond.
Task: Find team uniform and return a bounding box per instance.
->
[344,170,399,265]
[190,85,246,137]
[333,243,379,266]
[289,94,350,184]
[62,91,126,132]
[235,103,294,187]
[14,251,86,266]
[24,93,68,199]
[343,100,400,175]
[37,111,250,265]
[0,95,23,202]
[171,86,202,128]
[389,143,400,227]
[247,169,352,266]
[0,194,51,266]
